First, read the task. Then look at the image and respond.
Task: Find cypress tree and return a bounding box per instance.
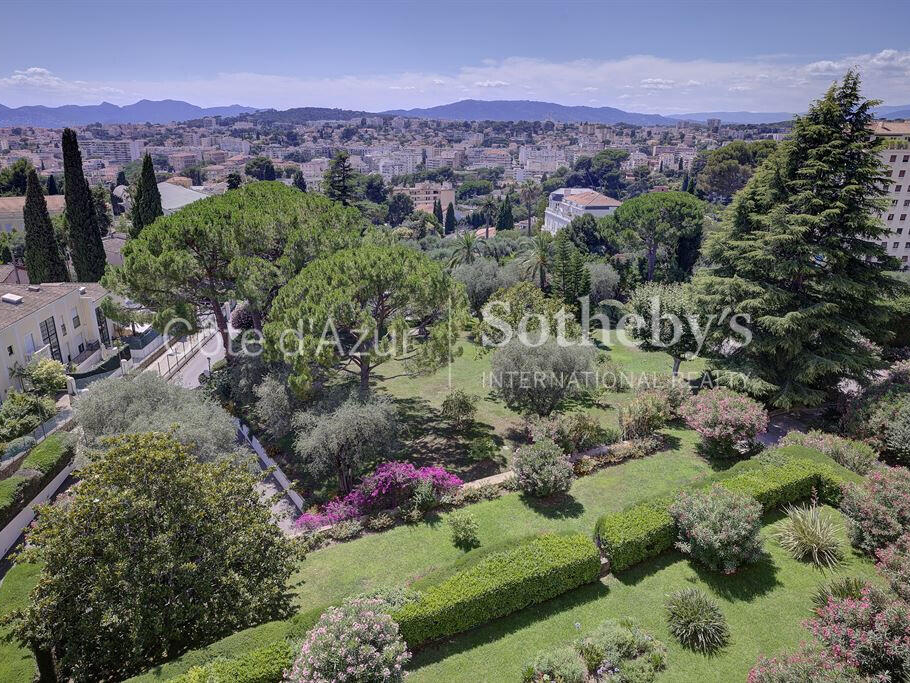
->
[24,169,69,283]
[444,202,456,234]
[131,153,163,238]
[292,170,307,192]
[324,151,354,206]
[62,128,106,281]
[695,71,907,408]
[116,170,127,187]
[433,198,443,222]
[496,197,514,230]
[46,174,58,195]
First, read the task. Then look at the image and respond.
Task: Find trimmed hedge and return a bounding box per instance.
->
[594,448,851,574]
[392,532,600,646]
[2,436,36,463]
[170,640,293,683]
[0,433,75,529]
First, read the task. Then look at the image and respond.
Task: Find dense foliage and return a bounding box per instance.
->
[512,437,575,498]
[665,587,730,653]
[679,387,768,457]
[839,466,910,554]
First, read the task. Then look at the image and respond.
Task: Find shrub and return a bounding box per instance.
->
[839,466,910,554]
[595,356,631,394]
[812,577,869,611]
[468,435,498,462]
[2,435,35,462]
[0,390,56,442]
[573,455,598,476]
[524,412,609,454]
[680,387,768,458]
[522,646,587,683]
[645,375,693,417]
[619,391,670,440]
[17,357,66,396]
[252,374,293,441]
[355,586,421,612]
[606,437,662,463]
[407,478,438,513]
[670,485,763,573]
[865,391,910,465]
[287,599,410,682]
[774,502,843,568]
[664,587,730,653]
[807,586,910,680]
[327,519,363,542]
[595,501,675,572]
[513,438,575,498]
[440,389,479,430]
[230,303,255,330]
[365,512,396,531]
[0,433,75,529]
[393,533,600,646]
[490,339,596,416]
[876,533,910,602]
[172,640,293,683]
[748,644,866,683]
[779,430,879,475]
[448,512,480,550]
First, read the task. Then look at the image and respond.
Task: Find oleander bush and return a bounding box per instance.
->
[811,577,869,611]
[287,598,410,683]
[839,466,910,554]
[774,502,843,568]
[448,511,480,550]
[525,411,610,454]
[875,533,910,602]
[680,387,768,458]
[513,438,575,498]
[619,391,670,440]
[525,619,668,683]
[644,375,693,417]
[664,587,730,653]
[748,644,866,683]
[779,430,879,474]
[392,533,600,646]
[669,485,763,574]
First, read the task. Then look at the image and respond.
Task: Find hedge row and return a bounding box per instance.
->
[594,448,852,572]
[393,532,601,646]
[0,433,76,530]
[170,640,293,683]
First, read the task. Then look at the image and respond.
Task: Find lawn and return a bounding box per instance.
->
[406,508,879,683]
[0,562,41,682]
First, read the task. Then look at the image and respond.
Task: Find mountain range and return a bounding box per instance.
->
[1,98,908,128]
[0,99,257,127]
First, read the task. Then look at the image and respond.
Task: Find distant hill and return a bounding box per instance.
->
[668,111,797,124]
[245,107,382,124]
[382,99,678,125]
[874,104,910,119]
[0,99,257,127]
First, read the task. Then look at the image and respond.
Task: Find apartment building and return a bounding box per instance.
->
[0,282,115,399]
[81,138,145,163]
[0,195,66,233]
[543,188,622,234]
[873,121,910,270]
[390,181,456,214]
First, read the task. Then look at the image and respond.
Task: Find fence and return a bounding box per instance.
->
[236,419,304,514]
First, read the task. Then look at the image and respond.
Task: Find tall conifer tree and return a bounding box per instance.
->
[46,174,58,195]
[131,153,163,238]
[24,169,69,283]
[62,128,106,281]
[444,202,456,234]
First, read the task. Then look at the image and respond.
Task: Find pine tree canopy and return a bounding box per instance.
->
[694,70,908,409]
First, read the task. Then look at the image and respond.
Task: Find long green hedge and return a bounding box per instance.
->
[594,447,854,573]
[170,641,293,683]
[393,532,601,646]
[0,433,75,529]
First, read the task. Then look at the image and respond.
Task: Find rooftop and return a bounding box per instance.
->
[0,282,107,332]
[156,181,207,213]
[562,190,622,208]
[871,120,910,137]
[0,195,66,215]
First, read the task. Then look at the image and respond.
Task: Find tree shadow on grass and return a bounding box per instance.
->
[690,552,781,602]
[613,550,684,587]
[520,492,585,519]
[409,580,611,669]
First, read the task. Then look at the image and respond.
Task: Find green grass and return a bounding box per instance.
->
[406,508,878,683]
[0,562,41,682]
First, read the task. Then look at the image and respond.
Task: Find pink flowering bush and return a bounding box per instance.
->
[876,533,910,602]
[806,587,910,680]
[747,643,864,682]
[680,387,769,458]
[839,466,910,554]
[669,485,763,573]
[779,430,879,475]
[295,462,462,530]
[286,598,410,682]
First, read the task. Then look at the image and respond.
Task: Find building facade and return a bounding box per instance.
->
[873,121,910,270]
[543,188,622,234]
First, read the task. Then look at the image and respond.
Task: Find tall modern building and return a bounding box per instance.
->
[873,121,910,270]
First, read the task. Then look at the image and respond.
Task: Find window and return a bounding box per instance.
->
[889,214,896,221]
[894,242,900,249]
[891,155,898,162]
[897,185,904,192]
[39,316,62,362]
[6,346,12,356]
[95,307,110,347]
[904,155,910,163]
[61,323,67,336]
[71,307,80,329]
[903,215,909,221]
[902,171,908,178]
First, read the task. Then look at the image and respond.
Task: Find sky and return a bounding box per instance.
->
[1,0,909,114]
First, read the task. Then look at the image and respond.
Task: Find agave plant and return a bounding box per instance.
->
[775,503,843,569]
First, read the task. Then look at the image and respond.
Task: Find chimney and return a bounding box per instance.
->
[2,293,23,305]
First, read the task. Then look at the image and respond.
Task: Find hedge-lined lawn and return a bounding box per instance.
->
[290,429,709,609]
[407,508,879,683]
[0,562,41,682]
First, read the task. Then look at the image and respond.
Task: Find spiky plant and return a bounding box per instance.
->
[775,503,843,569]
[665,587,730,653]
[811,576,868,611]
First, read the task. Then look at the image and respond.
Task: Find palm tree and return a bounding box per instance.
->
[519,180,539,237]
[449,232,485,267]
[480,195,498,239]
[523,232,553,290]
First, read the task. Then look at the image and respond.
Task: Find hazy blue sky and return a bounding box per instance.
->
[1,0,908,112]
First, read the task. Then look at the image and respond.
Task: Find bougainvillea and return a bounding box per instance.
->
[806,587,910,680]
[680,387,769,458]
[296,462,461,530]
[839,466,910,554]
[286,598,410,682]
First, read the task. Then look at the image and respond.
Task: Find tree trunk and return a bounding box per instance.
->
[32,645,58,683]
[527,213,532,236]
[646,242,657,282]
[210,298,229,350]
[250,308,263,332]
[672,356,682,377]
[359,358,370,392]
[539,266,546,290]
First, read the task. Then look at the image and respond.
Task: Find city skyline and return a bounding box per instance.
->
[1,0,908,113]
